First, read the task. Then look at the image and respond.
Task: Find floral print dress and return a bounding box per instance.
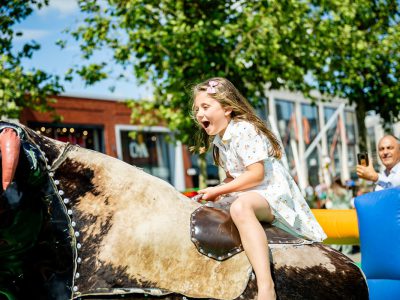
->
[213,120,327,242]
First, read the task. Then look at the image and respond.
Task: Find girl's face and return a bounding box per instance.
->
[194,91,231,136]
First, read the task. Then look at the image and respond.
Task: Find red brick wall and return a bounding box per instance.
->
[19,95,195,188]
[20,95,131,157]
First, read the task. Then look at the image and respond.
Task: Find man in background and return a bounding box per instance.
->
[357,135,400,191]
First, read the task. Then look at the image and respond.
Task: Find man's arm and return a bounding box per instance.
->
[357,162,400,190]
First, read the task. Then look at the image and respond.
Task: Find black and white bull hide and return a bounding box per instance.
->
[0,121,368,300]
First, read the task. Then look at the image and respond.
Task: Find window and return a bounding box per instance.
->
[324,107,340,176]
[301,103,319,143]
[275,99,295,169]
[117,127,174,184]
[302,103,320,186]
[345,110,357,168]
[28,122,104,152]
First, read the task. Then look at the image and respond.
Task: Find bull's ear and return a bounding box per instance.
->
[0,128,21,191]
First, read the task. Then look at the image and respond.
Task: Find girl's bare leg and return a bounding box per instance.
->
[230,192,276,300]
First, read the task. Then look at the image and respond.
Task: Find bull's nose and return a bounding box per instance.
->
[0,128,20,191]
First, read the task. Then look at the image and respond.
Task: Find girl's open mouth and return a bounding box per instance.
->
[202,121,210,129]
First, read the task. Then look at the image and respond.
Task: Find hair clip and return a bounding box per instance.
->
[206,80,219,94]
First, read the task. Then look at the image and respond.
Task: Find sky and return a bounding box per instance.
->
[14,0,153,101]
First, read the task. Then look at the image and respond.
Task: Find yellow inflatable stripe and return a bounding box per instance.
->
[311,209,359,245]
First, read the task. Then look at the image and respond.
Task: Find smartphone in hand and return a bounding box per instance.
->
[357,152,369,167]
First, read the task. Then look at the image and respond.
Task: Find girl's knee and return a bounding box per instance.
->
[230,199,252,222]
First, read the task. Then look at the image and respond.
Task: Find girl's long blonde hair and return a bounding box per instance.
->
[191,77,282,165]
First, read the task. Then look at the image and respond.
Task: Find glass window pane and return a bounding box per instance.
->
[255,97,268,121]
[324,107,341,176]
[367,126,380,169]
[347,145,357,167]
[301,103,319,143]
[275,99,295,169]
[345,111,356,144]
[324,107,338,146]
[120,130,172,183]
[28,122,104,152]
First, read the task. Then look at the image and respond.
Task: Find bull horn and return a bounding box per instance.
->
[0,128,20,191]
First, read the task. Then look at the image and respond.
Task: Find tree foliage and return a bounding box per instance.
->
[0,0,63,119]
[69,0,400,147]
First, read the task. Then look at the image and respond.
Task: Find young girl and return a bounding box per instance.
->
[192,77,326,300]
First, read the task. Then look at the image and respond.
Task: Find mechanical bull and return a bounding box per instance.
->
[0,121,368,300]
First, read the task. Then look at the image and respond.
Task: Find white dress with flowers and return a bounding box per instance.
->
[213,120,327,242]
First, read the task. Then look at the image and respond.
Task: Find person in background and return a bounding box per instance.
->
[324,177,354,255]
[324,177,353,209]
[357,135,400,191]
[314,183,328,208]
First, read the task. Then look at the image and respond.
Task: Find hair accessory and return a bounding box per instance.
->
[206,80,219,94]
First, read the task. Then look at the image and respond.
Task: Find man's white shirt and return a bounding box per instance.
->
[375,161,400,191]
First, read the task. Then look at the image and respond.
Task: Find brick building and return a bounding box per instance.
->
[20,95,192,191]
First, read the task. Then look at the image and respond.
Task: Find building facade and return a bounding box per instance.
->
[19,92,359,192]
[20,95,191,191]
[265,90,358,191]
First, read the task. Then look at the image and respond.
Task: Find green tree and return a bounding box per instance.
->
[68,0,400,149]
[0,0,63,119]
[306,0,400,149]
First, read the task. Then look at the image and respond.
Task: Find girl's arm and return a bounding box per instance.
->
[199,161,264,201]
[222,171,234,184]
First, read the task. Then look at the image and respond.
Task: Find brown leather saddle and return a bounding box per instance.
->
[190,204,305,261]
